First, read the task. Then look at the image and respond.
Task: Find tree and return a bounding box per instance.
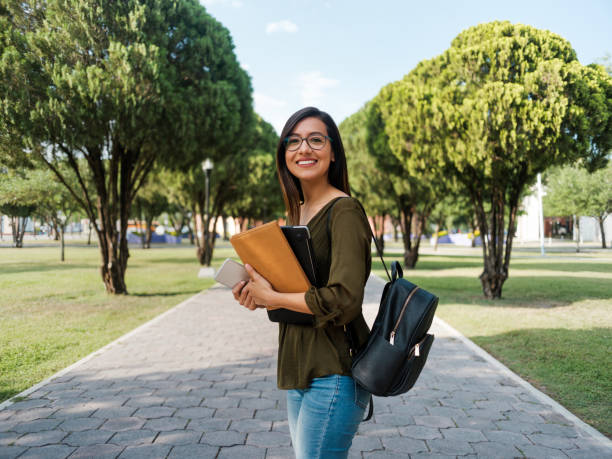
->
[544,163,612,250]
[0,167,37,247]
[340,105,396,254]
[365,72,448,268]
[423,21,612,298]
[132,174,169,249]
[1,0,252,293]
[227,116,283,225]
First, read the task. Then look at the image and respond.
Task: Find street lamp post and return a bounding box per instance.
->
[198,159,215,277]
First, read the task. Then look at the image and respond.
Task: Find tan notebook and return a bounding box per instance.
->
[230,221,310,293]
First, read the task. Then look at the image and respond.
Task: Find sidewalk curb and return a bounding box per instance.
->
[433,316,612,448]
[0,289,212,412]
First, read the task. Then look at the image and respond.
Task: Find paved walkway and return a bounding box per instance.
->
[1,276,610,458]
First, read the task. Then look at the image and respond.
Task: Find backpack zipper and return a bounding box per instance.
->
[389,286,420,345]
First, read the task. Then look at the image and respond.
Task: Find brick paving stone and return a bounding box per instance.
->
[225,390,262,399]
[132,407,175,419]
[264,447,295,459]
[518,444,570,458]
[495,420,541,435]
[16,444,75,459]
[142,417,186,431]
[414,416,455,429]
[253,409,286,422]
[527,433,578,450]
[91,407,137,419]
[363,451,411,458]
[271,420,290,433]
[49,407,96,420]
[397,425,442,440]
[217,444,265,458]
[427,438,474,455]
[471,441,523,458]
[167,444,219,458]
[238,398,276,410]
[68,443,124,458]
[201,397,239,409]
[108,429,157,446]
[173,407,215,419]
[373,413,414,427]
[350,434,382,452]
[163,396,203,409]
[483,429,533,446]
[537,424,581,438]
[213,408,254,420]
[62,429,113,446]
[357,423,400,437]
[246,431,291,447]
[118,444,171,459]
[124,396,165,408]
[10,408,57,423]
[14,430,67,446]
[58,418,104,432]
[439,427,487,442]
[426,406,467,419]
[229,419,272,433]
[0,431,22,446]
[0,446,27,459]
[101,417,145,432]
[8,400,50,411]
[381,436,428,453]
[153,429,201,445]
[186,418,230,432]
[200,430,246,447]
[12,419,62,434]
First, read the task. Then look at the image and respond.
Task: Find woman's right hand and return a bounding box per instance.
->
[232,280,265,311]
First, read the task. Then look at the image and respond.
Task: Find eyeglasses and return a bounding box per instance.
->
[284,133,333,151]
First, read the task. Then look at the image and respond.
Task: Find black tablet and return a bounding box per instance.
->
[281,225,318,287]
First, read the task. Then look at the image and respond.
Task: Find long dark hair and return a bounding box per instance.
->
[276,107,350,225]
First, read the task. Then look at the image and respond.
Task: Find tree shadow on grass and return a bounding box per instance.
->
[130,289,203,298]
[0,263,93,275]
[372,272,611,308]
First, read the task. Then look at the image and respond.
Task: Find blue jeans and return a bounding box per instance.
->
[287,375,370,459]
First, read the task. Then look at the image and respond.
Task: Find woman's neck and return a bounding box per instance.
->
[301,179,335,207]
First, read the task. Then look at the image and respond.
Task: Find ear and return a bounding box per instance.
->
[331,152,335,162]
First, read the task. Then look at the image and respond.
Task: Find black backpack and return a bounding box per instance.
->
[328,198,439,419]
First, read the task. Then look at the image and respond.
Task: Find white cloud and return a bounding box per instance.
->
[296,71,339,106]
[265,20,298,35]
[254,92,287,133]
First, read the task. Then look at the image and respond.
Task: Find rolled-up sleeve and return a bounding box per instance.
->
[305,203,371,328]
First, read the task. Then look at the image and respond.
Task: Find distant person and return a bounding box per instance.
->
[232,107,372,458]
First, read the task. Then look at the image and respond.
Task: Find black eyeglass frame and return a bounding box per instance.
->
[283,133,333,151]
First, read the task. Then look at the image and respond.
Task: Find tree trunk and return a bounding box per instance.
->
[145,215,153,249]
[87,221,93,246]
[223,215,229,240]
[11,216,27,248]
[433,223,440,252]
[60,225,65,262]
[574,216,581,253]
[598,215,607,249]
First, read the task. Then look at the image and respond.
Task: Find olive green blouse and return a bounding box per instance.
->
[277,197,372,390]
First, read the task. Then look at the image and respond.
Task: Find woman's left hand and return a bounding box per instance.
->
[244,264,275,307]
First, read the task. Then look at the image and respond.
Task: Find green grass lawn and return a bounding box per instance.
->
[0,241,233,403]
[373,246,612,437]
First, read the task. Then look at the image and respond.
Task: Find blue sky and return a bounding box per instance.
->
[200,0,612,133]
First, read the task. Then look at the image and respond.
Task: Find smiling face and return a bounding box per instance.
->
[284,116,334,185]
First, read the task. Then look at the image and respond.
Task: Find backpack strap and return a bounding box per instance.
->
[326,196,379,422]
[326,197,391,282]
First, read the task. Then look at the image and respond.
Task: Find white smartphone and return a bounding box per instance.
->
[214,258,250,289]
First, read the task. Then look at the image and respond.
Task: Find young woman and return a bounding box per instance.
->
[232,107,372,458]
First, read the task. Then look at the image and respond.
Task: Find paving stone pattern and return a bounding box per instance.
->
[1,277,610,458]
